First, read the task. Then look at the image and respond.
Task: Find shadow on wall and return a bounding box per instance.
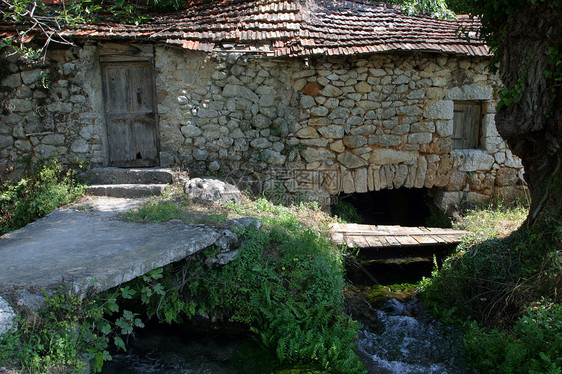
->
[333,188,449,227]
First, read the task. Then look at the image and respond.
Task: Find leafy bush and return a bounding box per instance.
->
[129,197,366,373]
[464,299,562,374]
[0,160,85,235]
[0,286,143,373]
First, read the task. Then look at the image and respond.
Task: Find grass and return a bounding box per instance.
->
[123,187,337,233]
[453,202,528,241]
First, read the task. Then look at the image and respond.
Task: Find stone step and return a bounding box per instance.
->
[87,184,168,198]
[85,167,174,185]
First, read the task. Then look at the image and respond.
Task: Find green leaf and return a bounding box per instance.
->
[120,286,136,299]
[114,336,126,351]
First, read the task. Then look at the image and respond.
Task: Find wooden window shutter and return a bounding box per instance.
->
[452,101,481,149]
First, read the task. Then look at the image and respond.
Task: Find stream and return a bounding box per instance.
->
[102,288,472,374]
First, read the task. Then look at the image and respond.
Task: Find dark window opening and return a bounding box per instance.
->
[453,100,482,149]
[332,188,434,226]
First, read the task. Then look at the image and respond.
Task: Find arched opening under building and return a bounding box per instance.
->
[332,188,446,227]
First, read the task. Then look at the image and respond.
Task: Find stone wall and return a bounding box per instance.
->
[0,44,106,179]
[0,43,527,210]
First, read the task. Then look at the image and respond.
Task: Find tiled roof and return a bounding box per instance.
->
[2,0,488,57]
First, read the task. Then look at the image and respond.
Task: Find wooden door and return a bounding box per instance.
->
[452,101,481,150]
[102,61,159,167]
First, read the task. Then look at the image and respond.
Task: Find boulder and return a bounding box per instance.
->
[0,296,16,337]
[184,178,243,205]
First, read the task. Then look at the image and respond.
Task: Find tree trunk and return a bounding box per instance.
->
[494,1,562,226]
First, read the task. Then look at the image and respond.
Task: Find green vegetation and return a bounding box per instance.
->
[464,298,561,374]
[123,195,366,373]
[420,202,561,373]
[0,160,85,235]
[0,285,144,373]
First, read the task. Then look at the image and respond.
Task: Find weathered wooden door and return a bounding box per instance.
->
[101,60,159,167]
[452,101,481,150]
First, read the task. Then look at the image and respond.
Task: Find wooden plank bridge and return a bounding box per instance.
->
[329,223,468,249]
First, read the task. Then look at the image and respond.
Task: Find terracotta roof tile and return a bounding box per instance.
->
[1,0,488,57]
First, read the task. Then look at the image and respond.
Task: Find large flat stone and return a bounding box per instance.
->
[0,197,231,294]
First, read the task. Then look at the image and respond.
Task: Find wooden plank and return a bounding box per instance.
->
[384,235,402,246]
[394,235,420,246]
[365,235,385,248]
[411,235,439,244]
[331,230,467,237]
[353,235,370,248]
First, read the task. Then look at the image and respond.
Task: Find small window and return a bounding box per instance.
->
[452,101,481,149]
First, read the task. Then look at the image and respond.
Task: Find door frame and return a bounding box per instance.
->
[99,42,160,167]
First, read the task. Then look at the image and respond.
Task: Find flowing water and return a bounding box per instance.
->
[102,293,471,374]
[354,298,470,374]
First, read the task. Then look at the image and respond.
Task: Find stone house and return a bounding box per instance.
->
[0,0,527,213]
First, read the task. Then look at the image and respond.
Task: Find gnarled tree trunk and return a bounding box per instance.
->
[495,1,561,226]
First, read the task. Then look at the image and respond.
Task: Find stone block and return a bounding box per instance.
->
[435,119,453,137]
[433,191,462,212]
[329,107,351,119]
[495,167,520,186]
[369,135,401,147]
[42,134,66,146]
[301,138,329,147]
[192,149,209,161]
[468,172,495,194]
[0,135,13,148]
[310,106,329,116]
[303,82,321,96]
[337,152,367,169]
[356,100,379,110]
[319,126,345,139]
[71,139,89,153]
[181,124,203,137]
[355,81,371,93]
[408,132,433,144]
[21,69,42,85]
[342,171,355,193]
[447,170,468,191]
[296,127,319,139]
[263,149,286,165]
[446,83,493,101]
[414,156,427,188]
[424,100,453,120]
[250,138,271,149]
[2,73,21,88]
[404,163,417,188]
[301,148,335,163]
[301,95,315,108]
[493,186,529,204]
[342,135,367,148]
[321,85,343,97]
[393,164,408,188]
[467,192,491,205]
[454,150,495,172]
[354,168,368,193]
[369,149,417,165]
[411,122,435,133]
[378,166,387,189]
[330,140,345,153]
[10,99,34,112]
